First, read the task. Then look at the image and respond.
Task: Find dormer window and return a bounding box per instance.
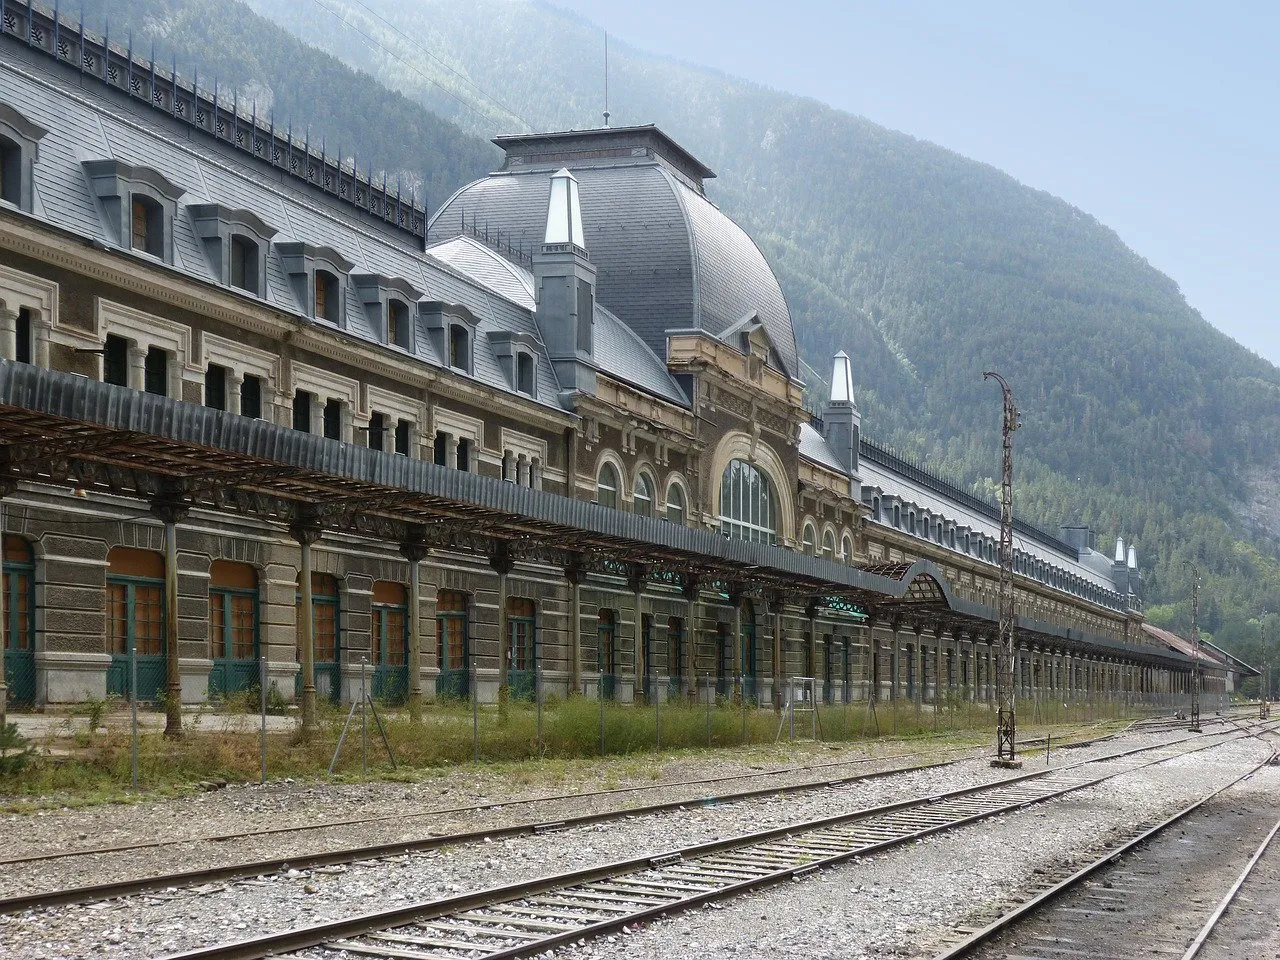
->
[424,302,479,376]
[315,270,340,322]
[0,105,47,212]
[0,136,20,205]
[131,195,164,258]
[516,352,535,395]
[230,235,259,293]
[449,323,471,373]
[278,243,352,324]
[83,159,183,262]
[388,299,410,350]
[189,204,276,297]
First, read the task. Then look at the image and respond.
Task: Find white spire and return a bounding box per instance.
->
[830,350,855,405]
[1127,545,1137,569]
[543,168,585,247]
[1114,536,1126,563]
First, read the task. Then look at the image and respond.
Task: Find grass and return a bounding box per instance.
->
[0,692,1147,810]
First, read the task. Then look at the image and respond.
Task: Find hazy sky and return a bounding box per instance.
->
[553,0,1280,365]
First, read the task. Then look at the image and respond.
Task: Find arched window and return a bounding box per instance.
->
[841,534,854,563]
[449,323,471,373]
[516,352,535,395]
[387,299,410,349]
[821,530,835,561]
[106,547,166,699]
[315,270,339,322]
[802,524,817,556]
[131,194,164,258]
[718,459,777,545]
[892,504,901,528]
[665,482,686,525]
[908,512,916,536]
[634,472,654,517]
[230,235,259,293]
[597,462,620,509]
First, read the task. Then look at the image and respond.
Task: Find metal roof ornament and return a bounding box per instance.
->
[543,167,585,249]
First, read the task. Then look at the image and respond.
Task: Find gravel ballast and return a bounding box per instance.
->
[0,726,1263,959]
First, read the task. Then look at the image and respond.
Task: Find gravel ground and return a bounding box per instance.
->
[549,735,1277,960]
[0,739,1002,898]
[0,726,1242,959]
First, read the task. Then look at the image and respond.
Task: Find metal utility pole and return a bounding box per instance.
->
[1261,612,1270,721]
[984,371,1021,768]
[1184,562,1201,732]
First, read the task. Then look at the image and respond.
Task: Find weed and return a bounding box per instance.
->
[0,723,35,776]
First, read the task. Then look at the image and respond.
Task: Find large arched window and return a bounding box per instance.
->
[634,472,655,517]
[821,530,835,561]
[597,462,620,509]
[665,481,686,525]
[718,459,777,545]
[801,524,817,555]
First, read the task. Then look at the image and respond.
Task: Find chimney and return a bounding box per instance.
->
[1127,544,1142,609]
[1111,536,1130,601]
[821,350,860,476]
[1058,525,1093,554]
[533,168,597,395]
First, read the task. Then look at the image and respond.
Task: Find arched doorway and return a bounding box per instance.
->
[436,590,470,699]
[297,573,341,702]
[208,560,259,698]
[2,535,36,705]
[371,581,408,703]
[506,597,537,700]
[106,547,165,700]
[597,609,617,700]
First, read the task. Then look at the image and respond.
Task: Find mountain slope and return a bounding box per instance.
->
[91,0,1280,649]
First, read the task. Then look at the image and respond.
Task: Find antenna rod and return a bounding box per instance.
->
[602,30,610,128]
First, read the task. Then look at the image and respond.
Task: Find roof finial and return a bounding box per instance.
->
[1114,536,1126,563]
[1127,545,1137,569]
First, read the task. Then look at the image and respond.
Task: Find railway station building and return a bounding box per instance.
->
[0,8,1239,724]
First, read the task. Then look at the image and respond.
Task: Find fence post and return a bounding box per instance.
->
[654,676,661,750]
[360,658,368,779]
[705,675,712,746]
[536,665,543,755]
[471,660,479,763]
[259,655,268,785]
[599,673,606,756]
[130,644,139,791]
[740,674,747,744]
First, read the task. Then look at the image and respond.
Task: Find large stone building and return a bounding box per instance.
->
[0,8,1233,725]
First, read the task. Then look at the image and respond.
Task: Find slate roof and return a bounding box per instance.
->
[428,237,689,407]
[798,422,848,474]
[430,155,800,378]
[0,40,569,409]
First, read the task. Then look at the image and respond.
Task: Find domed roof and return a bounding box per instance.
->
[429,126,799,378]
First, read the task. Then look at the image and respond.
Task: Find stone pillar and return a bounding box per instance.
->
[128,344,146,391]
[630,566,647,701]
[490,546,514,699]
[566,558,585,694]
[0,308,16,361]
[807,603,819,687]
[152,493,190,738]
[227,373,243,416]
[0,485,11,725]
[444,434,458,469]
[684,575,699,698]
[401,537,429,720]
[772,600,783,714]
[732,595,743,702]
[517,455,530,487]
[914,625,925,707]
[292,516,323,736]
[308,396,323,436]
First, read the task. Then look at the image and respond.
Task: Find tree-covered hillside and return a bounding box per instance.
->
[92,0,1280,661]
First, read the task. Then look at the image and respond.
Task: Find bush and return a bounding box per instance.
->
[0,722,35,776]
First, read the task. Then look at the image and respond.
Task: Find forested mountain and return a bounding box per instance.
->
[86,0,1280,668]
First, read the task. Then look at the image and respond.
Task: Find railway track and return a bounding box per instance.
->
[155,721,1275,960]
[0,725,1121,913]
[930,726,1280,960]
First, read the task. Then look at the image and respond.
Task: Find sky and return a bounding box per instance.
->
[552,0,1280,366]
